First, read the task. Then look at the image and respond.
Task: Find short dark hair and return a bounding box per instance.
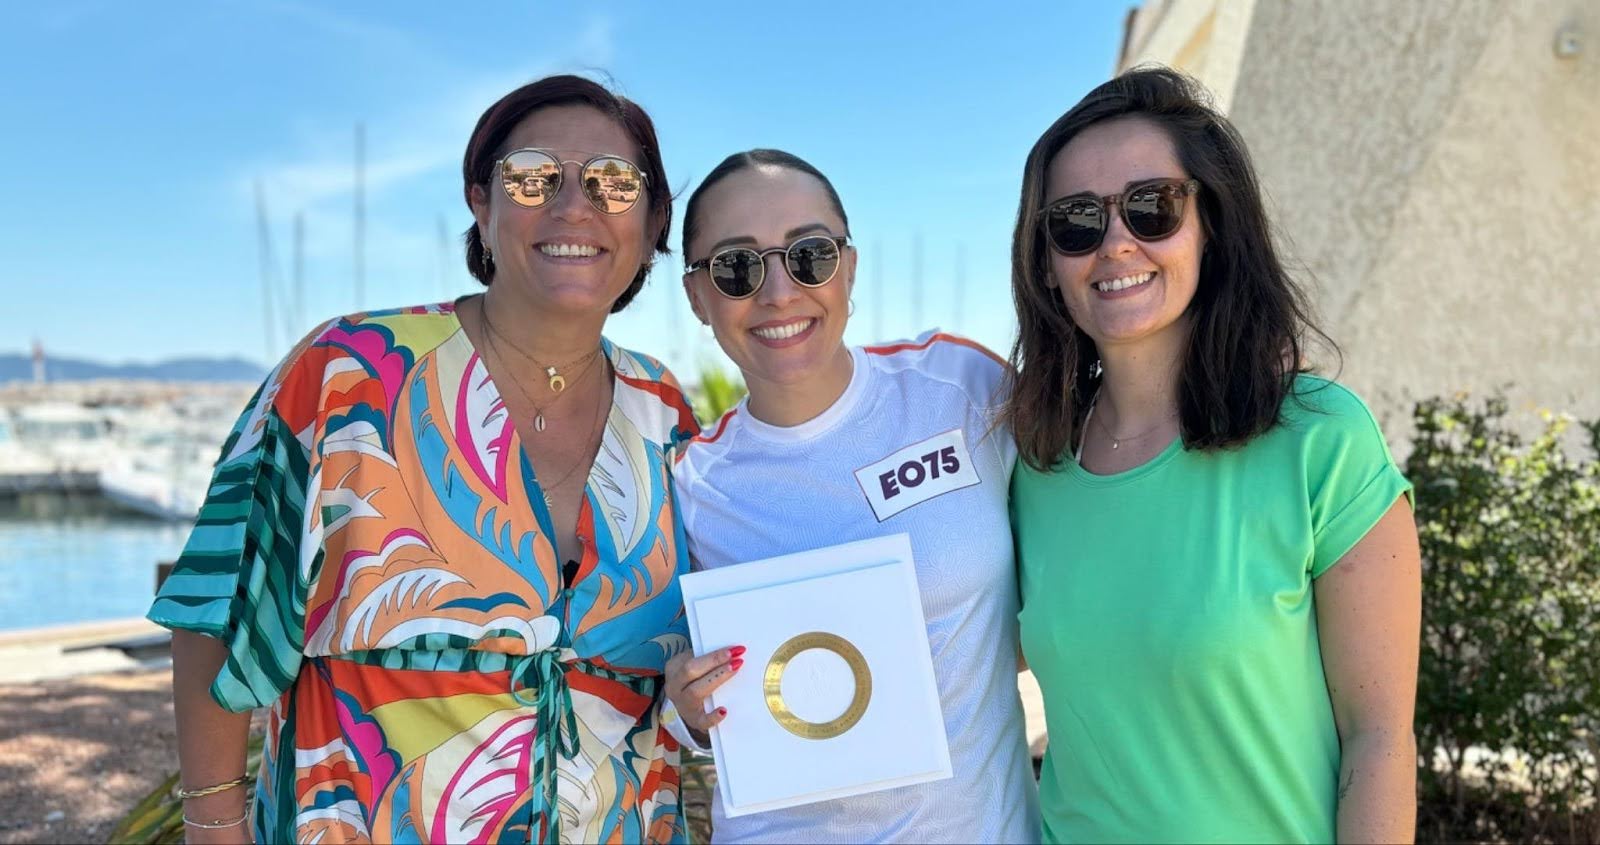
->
[1002,65,1336,470]
[460,74,671,313]
[681,149,849,261]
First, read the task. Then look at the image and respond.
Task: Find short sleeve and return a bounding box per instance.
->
[148,349,320,711]
[1300,381,1414,577]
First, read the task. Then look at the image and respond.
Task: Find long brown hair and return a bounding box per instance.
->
[1002,66,1334,470]
[460,74,671,313]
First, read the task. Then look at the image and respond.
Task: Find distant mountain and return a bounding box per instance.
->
[0,353,267,384]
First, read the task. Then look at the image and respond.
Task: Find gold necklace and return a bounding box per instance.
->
[485,329,600,433]
[531,379,610,511]
[479,299,602,432]
[1092,398,1176,450]
[480,301,602,394]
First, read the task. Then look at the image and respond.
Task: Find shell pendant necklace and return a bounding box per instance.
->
[480,301,603,431]
[480,325,610,510]
[531,385,609,511]
[484,326,600,433]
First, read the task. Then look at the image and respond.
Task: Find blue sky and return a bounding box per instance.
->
[0,1,1136,382]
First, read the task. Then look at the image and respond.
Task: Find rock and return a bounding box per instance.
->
[44,810,65,823]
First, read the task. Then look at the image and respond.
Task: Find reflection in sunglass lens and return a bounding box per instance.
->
[1044,181,1192,255]
[1124,184,1181,239]
[785,236,841,287]
[1045,199,1106,255]
[502,150,562,208]
[580,157,645,214]
[710,249,763,298]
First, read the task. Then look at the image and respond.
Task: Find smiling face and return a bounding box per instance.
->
[469,104,661,315]
[683,165,856,399]
[1045,115,1205,354]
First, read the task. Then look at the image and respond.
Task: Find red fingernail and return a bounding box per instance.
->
[717,707,727,716]
[730,658,744,671]
[729,645,747,657]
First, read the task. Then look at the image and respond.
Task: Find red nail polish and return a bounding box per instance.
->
[730,658,744,671]
[717,707,727,716]
[729,645,747,657]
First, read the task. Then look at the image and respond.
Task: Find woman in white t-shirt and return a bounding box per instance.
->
[662,148,1039,843]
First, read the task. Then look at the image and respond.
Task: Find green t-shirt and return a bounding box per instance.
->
[1013,375,1412,844]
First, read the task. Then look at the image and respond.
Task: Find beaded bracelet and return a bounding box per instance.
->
[182,811,249,829]
[175,774,251,800]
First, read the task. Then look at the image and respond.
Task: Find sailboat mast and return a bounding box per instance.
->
[436,214,450,299]
[872,239,884,341]
[354,122,366,309]
[292,212,305,340]
[911,232,924,332]
[255,180,276,359]
[953,243,966,334]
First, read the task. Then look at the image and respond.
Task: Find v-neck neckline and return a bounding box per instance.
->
[446,301,621,595]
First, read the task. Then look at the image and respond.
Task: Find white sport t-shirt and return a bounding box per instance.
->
[669,332,1040,844]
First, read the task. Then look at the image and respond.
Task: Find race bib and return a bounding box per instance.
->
[853,429,982,522]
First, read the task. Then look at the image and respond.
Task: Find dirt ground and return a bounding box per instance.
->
[0,664,1039,844]
[0,667,176,845]
[0,666,714,845]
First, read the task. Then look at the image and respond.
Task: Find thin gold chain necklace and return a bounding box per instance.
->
[478,298,602,432]
[483,324,600,433]
[480,301,602,394]
[1089,391,1177,451]
[530,382,609,511]
[483,322,610,509]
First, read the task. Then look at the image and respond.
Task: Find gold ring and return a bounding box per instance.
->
[763,632,871,740]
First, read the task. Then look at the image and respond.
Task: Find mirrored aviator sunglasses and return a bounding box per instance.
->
[688,235,848,299]
[497,148,647,215]
[1041,178,1200,256]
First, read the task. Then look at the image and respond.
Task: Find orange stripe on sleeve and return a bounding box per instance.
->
[863,333,1007,368]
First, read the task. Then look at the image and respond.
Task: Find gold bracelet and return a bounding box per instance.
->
[175,775,251,800]
[182,811,249,829]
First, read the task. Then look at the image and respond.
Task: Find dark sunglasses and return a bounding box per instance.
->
[686,234,849,299]
[496,148,649,215]
[1040,178,1200,256]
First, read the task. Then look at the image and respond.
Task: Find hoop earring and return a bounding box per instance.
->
[848,298,856,317]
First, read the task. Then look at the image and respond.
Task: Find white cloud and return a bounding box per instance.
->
[230,11,629,351]
[234,13,621,223]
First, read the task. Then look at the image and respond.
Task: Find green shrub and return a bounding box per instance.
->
[109,734,262,845]
[690,362,747,425]
[1407,394,1600,843]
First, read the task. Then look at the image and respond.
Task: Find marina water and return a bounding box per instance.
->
[0,493,187,632]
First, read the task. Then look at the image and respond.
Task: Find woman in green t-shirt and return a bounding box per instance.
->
[1002,66,1421,843]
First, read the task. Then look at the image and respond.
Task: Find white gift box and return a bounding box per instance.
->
[680,533,952,817]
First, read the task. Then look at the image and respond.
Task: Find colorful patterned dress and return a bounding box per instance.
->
[149,301,700,844]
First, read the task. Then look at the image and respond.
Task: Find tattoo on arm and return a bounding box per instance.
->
[1338,768,1356,801]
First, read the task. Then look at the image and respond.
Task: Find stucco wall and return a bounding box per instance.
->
[1121,0,1259,113]
[1223,1,1600,425]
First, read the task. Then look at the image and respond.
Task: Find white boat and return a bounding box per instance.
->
[97,408,224,522]
[1,399,227,520]
[98,462,208,522]
[8,403,111,472]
